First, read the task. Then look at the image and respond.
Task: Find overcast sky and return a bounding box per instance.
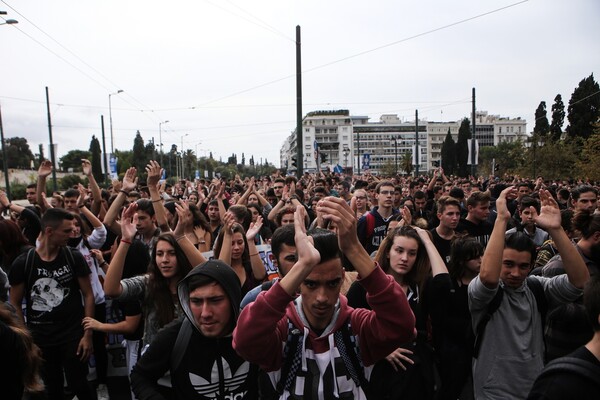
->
[1,0,598,168]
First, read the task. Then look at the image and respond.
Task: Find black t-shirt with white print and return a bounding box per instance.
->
[9,248,91,346]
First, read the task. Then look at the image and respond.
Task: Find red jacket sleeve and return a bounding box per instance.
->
[233,281,291,371]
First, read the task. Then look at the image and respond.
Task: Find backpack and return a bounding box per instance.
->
[473,277,547,359]
[24,247,78,288]
[260,317,370,399]
[535,356,600,388]
[365,212,376,241]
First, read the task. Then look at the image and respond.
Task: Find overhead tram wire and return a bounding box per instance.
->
[204,0,295,43]
[1,0,172,127]
[165,0,532,110]
[4,1,529,116]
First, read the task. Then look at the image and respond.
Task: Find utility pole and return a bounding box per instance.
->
[0,104,11,199]
[101,115,109,185]
[295,25,303,178]
[471,87,477,177]
[415,110,419,177]
[45,86,57,191]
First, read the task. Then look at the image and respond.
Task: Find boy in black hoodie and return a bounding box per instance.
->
[131,260,259,400]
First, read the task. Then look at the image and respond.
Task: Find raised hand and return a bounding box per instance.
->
[316,196,358,254]
[0,189,10,208]
[145,160,162,188]
[246,215,264,241]
[120,203,138,241]
[174,201,192,237]
[399,205,412,227]
[222,211,236,236]
[38,160,53,178]
[294,205,321,269]
[532,189,561,231]
[76,184,88,208]
[81,159,92,176]
[122,167,138,193]
[496,186,517,221]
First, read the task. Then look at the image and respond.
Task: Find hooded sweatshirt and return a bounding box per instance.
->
[233,266,415,400]
[130,260,259,400]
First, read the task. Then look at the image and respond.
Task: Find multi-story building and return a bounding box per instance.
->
[425,111,527,171]
[281,110,527,176]
[352,114,427,175]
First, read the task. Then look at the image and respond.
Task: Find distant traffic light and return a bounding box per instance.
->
[494,164,500,172]
[291,157,297,168]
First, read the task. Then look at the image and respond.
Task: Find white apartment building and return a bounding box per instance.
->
[281,110,527,175]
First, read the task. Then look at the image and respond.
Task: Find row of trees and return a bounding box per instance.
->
[2,75,598,182]
[57,131,278,184]
[436,74,600,180]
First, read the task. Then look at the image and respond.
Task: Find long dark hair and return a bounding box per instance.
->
[146,233,193,327]
[448,236,484,282]
[375,226,430,292]
[0,302,44,394]
[213,223,250,266]
[0,219,31,266]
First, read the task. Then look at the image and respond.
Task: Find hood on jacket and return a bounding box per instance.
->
[178,259,242,336]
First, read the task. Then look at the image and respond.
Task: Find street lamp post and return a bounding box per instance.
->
[108,90,123,154]
[342,145,349,173]
[393,137,399,176]
[158,120,169,166]
[194,142,202,178]
[180,133,188,180]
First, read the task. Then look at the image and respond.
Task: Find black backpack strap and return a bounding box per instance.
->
[538,356,600,387]
[275,319,303,394]
[24,248,36,289]
[526,277,548,325]
[171,319,193,373]
[473,286,504,359]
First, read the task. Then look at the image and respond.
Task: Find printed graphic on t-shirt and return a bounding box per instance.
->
[190,358,249,399]
[31,277,70,312]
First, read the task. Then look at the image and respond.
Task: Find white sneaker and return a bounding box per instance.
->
[97,383,109,400]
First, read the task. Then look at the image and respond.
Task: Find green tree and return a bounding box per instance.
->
[456,118,470,177]
[526,139,578,180]
[132,131,147,176]
[479,140,525,177]
[576,124,600,181]
[400,152,413,175]
[441,128,456,175]
[566,74,600,140]
[114,150,133,175]
[166,144,179,179]
[380,159,396,176]
[89,135,103,182]
[36,144,45,167]
[0,137,35,169]
[550,94,565,141]
[533,101,550,138]
[60,150,91,172]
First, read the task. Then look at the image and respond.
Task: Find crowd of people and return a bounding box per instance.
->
[0,159,599,400]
